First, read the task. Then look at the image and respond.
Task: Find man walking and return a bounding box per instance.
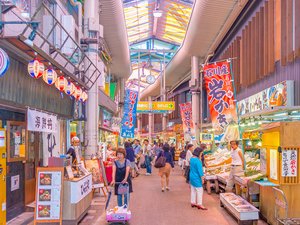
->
[132,139,141,176]
[143,139,153,175]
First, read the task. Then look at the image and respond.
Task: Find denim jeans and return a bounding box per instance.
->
[145,155,152,174]
[117,193,130,207]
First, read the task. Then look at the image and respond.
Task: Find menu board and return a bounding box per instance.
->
[270,149,278,180]
[34,167,63,224]
[282,149,298,177]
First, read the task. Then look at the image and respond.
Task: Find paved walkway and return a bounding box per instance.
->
[96,166,267,225]
[8,166,268,225]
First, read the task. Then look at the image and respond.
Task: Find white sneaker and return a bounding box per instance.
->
[146,173,150,176]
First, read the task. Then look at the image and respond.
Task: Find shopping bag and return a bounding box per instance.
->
[118,183,129,195]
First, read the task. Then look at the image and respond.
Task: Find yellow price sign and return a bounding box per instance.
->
[152,102,175,111]
[137,102,150,111]
[137,101,175,112]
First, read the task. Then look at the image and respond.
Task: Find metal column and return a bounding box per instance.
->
[161,53,168,141]
[148,96,154,142]
[85,0,100,158]
[190,56,201,142]
[137,52,141,138]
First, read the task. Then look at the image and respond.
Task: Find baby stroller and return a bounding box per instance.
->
[106,182,132,224]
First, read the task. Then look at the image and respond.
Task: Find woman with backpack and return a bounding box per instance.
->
[156,143,174,192]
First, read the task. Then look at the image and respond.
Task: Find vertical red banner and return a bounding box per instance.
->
[179,102,194,134]
[203,60,239,142]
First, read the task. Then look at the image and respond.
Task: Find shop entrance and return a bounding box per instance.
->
[25,132,41,205]
[6,121,26,221]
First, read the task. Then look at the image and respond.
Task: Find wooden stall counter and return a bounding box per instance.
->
[62,174,93,225]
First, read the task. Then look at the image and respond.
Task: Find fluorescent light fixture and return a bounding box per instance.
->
[289,115,300,118]
[273,117,288,121]
[274,112,288,117]
[153,10,163,18]
[240,123,246,127]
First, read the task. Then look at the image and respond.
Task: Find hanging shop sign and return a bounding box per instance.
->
[137,101,175,113]
[179,102,194,137]
[203,60,239,143]
[111,117,121,133]
[200,133,214,142]
[238,80,294,116]
[121,89,138,138]
[282,148,297,177]
[0,48,10,77]
[27,108,57,133]
[34,167,63,223]
[102,108,112,128]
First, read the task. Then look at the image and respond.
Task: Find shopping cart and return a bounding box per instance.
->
[106,182,132,224]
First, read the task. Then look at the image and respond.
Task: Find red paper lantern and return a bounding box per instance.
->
[80,91,88,102]
[74,86,82,100]
[43,68,57,85]
[65,81,75,96]
[28,59,44,79]
[55,76,67,92]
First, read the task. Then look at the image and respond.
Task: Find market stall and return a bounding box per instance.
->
[257,122,300,224]
[230,122,300,224]
[45,156,93,225]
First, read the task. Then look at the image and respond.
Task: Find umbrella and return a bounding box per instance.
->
[105,190,112,210]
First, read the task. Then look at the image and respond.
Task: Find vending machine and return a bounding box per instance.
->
[0,128,6,224]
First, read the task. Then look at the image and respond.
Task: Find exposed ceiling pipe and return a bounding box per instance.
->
[98,0,132,78]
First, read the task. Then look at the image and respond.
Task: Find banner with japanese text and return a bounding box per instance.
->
[121,89,138,138]
[27,108,57,133]
[203,60,239,142]
[179,102,194,140]
[282,149,297,177]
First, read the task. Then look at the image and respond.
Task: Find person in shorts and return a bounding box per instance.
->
[125,141,136,178]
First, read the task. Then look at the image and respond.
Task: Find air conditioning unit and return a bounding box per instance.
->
[61,15,75,55]
[88,18,104,38]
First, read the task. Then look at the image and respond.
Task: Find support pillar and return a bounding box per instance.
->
[148,96,154,143]
[190,56,201,142]
[137,114,142,138]
[119,78,126,117]
[161,54,168,142]
[85,0,100,158]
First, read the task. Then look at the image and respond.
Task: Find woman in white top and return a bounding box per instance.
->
[226,140,244,192]
[185,144,194,183]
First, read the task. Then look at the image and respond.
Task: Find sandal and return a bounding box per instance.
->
[197,205,208,210]
[191,204,197,208]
